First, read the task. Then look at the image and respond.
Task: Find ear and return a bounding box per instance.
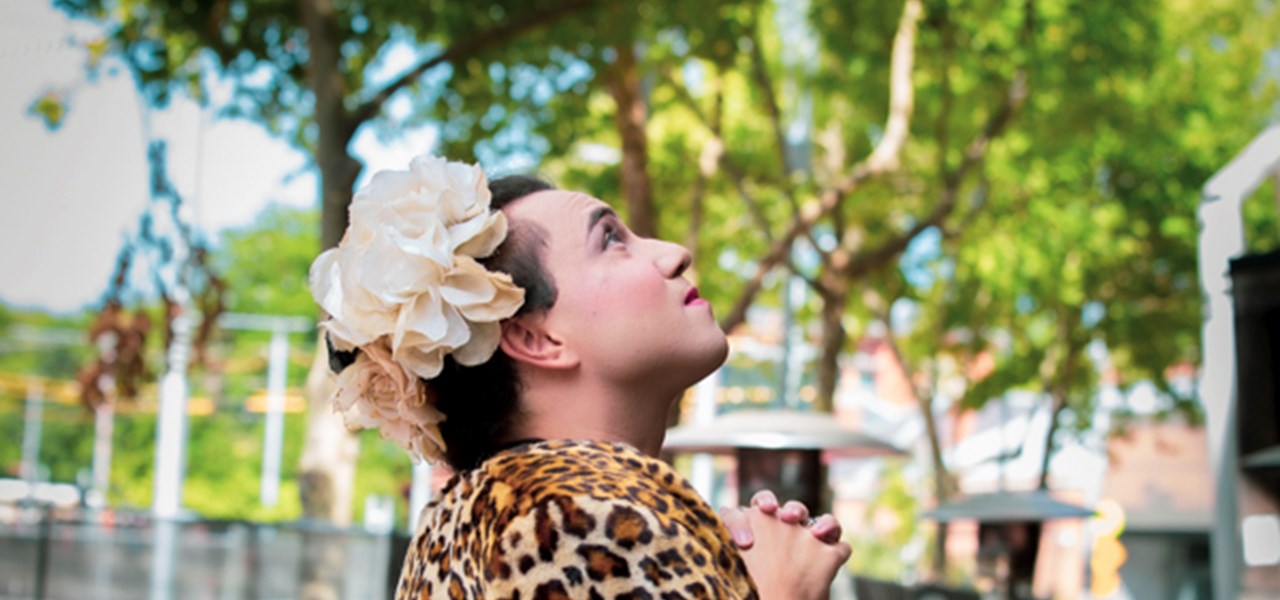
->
[499,314,579,370]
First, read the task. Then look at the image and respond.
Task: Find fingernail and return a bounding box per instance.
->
[734,531,752,546]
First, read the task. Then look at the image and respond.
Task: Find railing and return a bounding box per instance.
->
[0,502,400,599]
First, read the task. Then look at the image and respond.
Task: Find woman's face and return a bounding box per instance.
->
[504,190,729,390]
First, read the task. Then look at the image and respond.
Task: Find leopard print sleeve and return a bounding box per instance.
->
[481,441,758,600]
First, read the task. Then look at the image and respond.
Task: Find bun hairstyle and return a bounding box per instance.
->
[327,174,556,471]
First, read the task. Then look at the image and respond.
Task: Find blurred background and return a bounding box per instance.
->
[1,0,1279,598]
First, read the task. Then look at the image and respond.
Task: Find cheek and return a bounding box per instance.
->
[602,266,666,306]
[561,263,668,326]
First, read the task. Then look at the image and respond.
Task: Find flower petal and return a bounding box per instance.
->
[395,343,448,380]
[454,270,524,322]
[354,169,418,207]
[396,289,447,345]
[452,320,501,366]
[440,256,498,307]
[308,249,344,318]
[453,212,508,258]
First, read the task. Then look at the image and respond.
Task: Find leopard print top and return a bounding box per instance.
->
[395,439,758,599]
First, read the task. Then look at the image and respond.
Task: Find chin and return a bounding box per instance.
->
[688,333,730,381]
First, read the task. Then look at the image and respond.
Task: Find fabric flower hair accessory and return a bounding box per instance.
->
[309,155,525,462]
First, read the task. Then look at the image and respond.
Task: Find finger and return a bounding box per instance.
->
[833,540,853,563]
[809,514,843,544]
[749,490,780,514]
[719,506,755,549]
[777,500,810,525]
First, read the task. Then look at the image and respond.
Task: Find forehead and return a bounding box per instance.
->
[502,189,610,246]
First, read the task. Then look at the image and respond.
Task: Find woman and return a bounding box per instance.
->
[312,155,850,599]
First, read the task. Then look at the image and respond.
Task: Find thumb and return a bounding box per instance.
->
[719,506,755,549]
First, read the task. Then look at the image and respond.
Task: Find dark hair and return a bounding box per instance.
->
[327,174,557,471]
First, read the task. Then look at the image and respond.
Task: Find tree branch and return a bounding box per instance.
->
[934,5,955,176]
[685,85,724,257]
[746,20,829,254]
[350,0,595,125]
[719,0,924,333]
[664,69,777,242]
[747,23,797,195]
[838,0,1032,280]
[864,0,923,173]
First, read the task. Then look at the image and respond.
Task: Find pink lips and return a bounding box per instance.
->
[685,287,709,307]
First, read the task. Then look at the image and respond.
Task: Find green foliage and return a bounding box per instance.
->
[0,403,92,481]
[213,205,319,317]
[845,466,921,581]
[1244,177,1280,253]
[181,412,306,521]
[0,305,95,380]
[354,429,414,528]
[895,0,1279,430]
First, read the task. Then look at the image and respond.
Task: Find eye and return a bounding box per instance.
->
[602,223,624,249]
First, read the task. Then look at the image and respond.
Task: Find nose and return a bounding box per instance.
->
[652,239,692,279]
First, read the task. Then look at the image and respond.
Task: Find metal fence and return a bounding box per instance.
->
[0,502,399,600]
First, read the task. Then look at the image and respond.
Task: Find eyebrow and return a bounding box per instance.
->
[586,206,617,236]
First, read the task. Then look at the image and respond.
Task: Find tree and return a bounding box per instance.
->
[880,0,1280,575]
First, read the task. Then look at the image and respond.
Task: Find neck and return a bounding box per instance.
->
[510,369,678,456]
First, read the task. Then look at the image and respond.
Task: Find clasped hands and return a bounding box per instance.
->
[720,491,852,600]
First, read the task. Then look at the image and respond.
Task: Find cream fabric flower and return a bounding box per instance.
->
[332,338,446,462]
[309,154,525,379]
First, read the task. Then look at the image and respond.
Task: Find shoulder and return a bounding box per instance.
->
[477,440,756,599]
[485,440,724,534]
[487,440,688,500]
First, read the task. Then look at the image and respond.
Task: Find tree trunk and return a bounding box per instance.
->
[1038,317,1081,490]
[302,0,361,251]
[299,337,361,600]
[813,286,847,414]
[299,0,363,597]
[919,386,955,578]
[1037,397,1067,490]
[884,333,955,578]
[604,42,657,239]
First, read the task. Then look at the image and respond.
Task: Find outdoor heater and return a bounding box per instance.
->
[663,408,904,511]
[922,490,1094,600]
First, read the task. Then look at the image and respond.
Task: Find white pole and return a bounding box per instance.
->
[150,301,193,600]
[260,327,289,507]
[20,380,45,490]
[408,461,434,534]
[152,304,192,517]
[92,401,115,505]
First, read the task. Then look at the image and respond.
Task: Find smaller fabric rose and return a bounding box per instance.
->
[333,338,447,462]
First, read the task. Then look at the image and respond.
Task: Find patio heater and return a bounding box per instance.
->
[663,408,903,511]
[922,491,1094,599]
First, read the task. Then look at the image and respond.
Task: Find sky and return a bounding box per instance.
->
[0,1,434,314]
